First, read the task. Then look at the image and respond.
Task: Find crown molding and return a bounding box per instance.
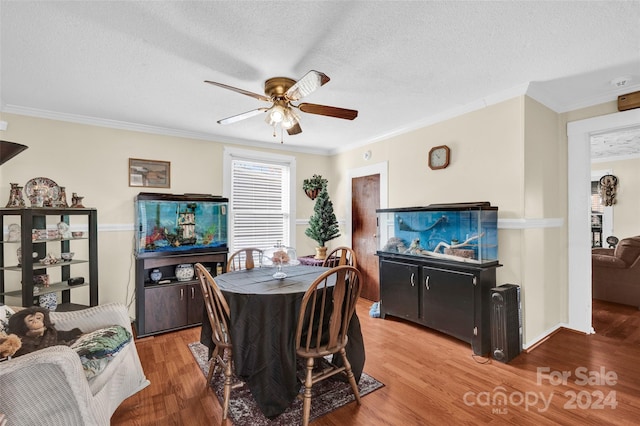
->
[2,104,333,156]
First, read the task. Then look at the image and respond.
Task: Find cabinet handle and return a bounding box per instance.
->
[410,273,415,286]
[425,275,430,290]
[191,287,195,299]
[180,288,184,300]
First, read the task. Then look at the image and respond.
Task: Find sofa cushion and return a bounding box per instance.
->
[613,237,640,266]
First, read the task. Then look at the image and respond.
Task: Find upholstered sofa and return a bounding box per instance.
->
[592,235,640,308]
[0,303,149,426]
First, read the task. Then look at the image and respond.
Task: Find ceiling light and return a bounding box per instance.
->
[269,105,285,123]
[281,108,299,130]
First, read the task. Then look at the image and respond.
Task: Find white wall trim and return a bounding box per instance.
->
[345,162,389,247]
[567,108,640,334]
[497,218,563,229]
[521,322,593,351]
[13,217,558,236]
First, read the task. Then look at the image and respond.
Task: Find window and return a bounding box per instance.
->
[223,147,296,253]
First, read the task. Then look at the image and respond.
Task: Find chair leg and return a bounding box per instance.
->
[221,356,232,423]
[340,349,361,404]
[302,357,315,426]
[206,345,220,385]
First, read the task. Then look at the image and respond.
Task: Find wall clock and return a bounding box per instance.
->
[428,145,450,170]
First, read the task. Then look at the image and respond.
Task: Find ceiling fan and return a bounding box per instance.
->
[205,70,358,140]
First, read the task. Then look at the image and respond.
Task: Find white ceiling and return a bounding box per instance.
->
[1,1,640,156]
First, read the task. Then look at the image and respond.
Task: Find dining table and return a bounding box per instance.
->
[199,264,366,419]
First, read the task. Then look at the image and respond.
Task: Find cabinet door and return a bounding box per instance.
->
[187,282,204,325]
[422,267,475,342]
[380,259,420,321]
[144,284,188,334]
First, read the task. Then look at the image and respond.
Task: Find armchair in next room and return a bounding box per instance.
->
[592,235,640,308]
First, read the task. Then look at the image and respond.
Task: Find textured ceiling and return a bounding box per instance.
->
[1,1,640,156]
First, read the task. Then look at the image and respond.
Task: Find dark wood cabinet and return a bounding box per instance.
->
[135,251,227,337]
[143,282,203,334]
[379,259,420,321]
[378,253,498,355]
[0,208,98,310]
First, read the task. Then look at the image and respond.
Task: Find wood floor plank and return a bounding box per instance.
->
[112,298,640,425]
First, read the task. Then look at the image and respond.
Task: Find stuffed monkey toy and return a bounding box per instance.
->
[0,332,21,358]
[8,307,82,357]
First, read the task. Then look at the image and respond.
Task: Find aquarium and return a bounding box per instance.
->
[134,192,228,258]
[376,202,498,265]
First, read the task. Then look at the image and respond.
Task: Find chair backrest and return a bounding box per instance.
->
[295,265,362,356]
[322,246,357,268]
[195,263,232,349]
[227,248,264,272]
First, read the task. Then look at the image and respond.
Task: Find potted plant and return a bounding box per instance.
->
[305,188,340,259]
[302,174,328,200]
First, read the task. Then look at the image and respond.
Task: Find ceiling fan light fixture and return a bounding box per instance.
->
[268,105,285,123]
[281,108,299,130]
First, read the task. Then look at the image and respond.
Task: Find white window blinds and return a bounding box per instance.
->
[230,159,290,252]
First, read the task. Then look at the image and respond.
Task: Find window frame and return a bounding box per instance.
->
[223,147,297,253]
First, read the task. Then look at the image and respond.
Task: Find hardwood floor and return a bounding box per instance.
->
[112,298,640,425]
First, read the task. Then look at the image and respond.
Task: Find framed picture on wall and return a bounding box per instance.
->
[129,158,171,188]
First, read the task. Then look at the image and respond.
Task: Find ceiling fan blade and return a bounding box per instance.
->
[205,80,271,102]
[287,122,302,135]
[285,70,330,101]
[298,103,358,120]
[217,108,268,125]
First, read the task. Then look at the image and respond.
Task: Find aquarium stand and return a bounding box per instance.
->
[377,253,500,356]
[133,192,229,337]
[135,251,227,337]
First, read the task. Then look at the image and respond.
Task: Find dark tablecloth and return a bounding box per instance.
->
[200,265,365,418]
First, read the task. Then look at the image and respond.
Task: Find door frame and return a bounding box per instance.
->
[345,161,388,247]
[567,108,640,334]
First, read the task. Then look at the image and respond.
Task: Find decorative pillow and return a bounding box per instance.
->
[0,305,16,334]
[71,325,132,360]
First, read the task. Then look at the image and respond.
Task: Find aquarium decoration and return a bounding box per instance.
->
[376,202,498,265]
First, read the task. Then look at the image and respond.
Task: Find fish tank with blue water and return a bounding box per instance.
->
[135,192,228,258]
[376,202,498,265]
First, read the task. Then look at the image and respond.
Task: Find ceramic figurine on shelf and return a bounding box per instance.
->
[57,222,72,239]
[70,193,85,208]
[7,223,21,242]
[5,183,26,208]
[57,186,69,208]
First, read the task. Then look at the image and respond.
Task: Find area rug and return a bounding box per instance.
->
[188,342,384,425]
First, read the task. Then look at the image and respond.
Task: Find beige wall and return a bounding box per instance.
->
[591,157,640,239]
[332,96,569,343]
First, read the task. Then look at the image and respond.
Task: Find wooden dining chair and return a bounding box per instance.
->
[322,246,357,268]
[295,265,363,426]
[227,247,264,272]
[195,263,235,424]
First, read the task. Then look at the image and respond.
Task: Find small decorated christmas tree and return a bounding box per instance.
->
[305,188,340,255]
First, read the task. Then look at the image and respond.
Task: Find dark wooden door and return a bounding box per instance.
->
[352,174,380,300]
